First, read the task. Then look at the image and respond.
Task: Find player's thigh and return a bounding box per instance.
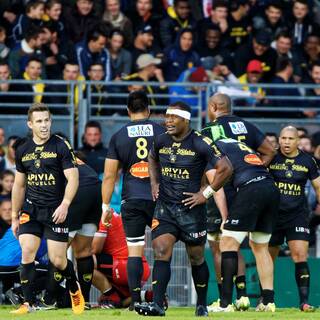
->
[19,233,41,262]
[206,197,222,235]
[70,233,94,258]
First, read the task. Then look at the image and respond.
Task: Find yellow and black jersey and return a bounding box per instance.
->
[15,135,77,207]
[150,130,221,204]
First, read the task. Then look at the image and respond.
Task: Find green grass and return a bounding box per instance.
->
[1,306,320,320]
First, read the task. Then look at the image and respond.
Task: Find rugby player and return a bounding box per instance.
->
[269,126,320,312]
[10,103,84,314]
[135,101,233,317]
[201,93,276,310]
[101,91,165,308]
[92,210,151,308]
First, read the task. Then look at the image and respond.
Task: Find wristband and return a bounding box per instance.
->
[102,203,110,212]
[202,186,215,199]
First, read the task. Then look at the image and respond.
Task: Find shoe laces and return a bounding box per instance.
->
[72,293,81,306]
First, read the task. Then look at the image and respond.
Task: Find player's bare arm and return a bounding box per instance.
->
[311,176,320,213]
[91,233,106,255]
[11,172,26,238]
[101,158,119,225]
[148,151,160,201]
[258,138,277,166]
[52,167,79,224]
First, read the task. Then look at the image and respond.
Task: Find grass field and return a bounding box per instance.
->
[1,306,320,320]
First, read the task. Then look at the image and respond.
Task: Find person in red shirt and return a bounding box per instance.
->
[92,211,151,308]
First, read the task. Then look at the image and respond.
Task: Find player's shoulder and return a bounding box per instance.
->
[299,150,318,166]
[15,137,31,153]
[52,134,73,150]
[192,130,213,145]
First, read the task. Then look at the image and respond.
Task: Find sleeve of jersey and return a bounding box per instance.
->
[197,137,222,167]
[249,122,265,149]
[106,134,119,160]
[308,156,320,180]
[149,136,160,161]
[15,147,25,173]
[59,139,77,170]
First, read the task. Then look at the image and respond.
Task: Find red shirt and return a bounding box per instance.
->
[98,212,128,259]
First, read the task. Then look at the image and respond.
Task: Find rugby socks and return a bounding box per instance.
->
[261,289,274,304]
[220,251,238,308]
[191,261,209,306]
[20,262,36,305]
[127,257,143,304]
[152,260,171,307]
[217,283,222,299]
[235,275,247,299]
[76,256,94,302]
[60,259,79,293]
[44,262,62,305]
[295,262,310,304]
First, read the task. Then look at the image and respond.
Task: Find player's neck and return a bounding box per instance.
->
[283,149,299,158]
[130,111,149,121]
[172,128,192,141]
[216,111,229,118]
[32,135,50,145]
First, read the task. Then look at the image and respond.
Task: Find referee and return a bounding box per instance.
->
[10,103,84,315]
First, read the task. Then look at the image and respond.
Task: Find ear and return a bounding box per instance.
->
[27,121,32,130]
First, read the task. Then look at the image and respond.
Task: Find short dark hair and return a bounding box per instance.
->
[296,127,308,135]
[174,0,189,6]
[276,56,292,73]
[27,103,51,121]
[212,0,228,9]
[26,57,42,67]
[168,101,191,113]
[25,25,43,42]
[266,132,278,139]
[266,0,283,10]
[45,0,61,10]
[89,62,104,70]
[0,169,14,180]
[275,30,291,41]
[85,120,102,132]
[26,0,44,13]
[87,28,107,42]
[127,90,149,113]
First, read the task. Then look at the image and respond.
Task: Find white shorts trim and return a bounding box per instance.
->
[68,223,97,238]
[207,232,221,242]
[249,232,271,244]
[222,230,247,244]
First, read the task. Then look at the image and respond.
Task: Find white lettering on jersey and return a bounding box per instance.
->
[127,124,154,138]
[229,122,248,135]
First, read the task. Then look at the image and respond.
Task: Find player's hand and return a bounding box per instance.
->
[151,183,159,201]
[52,203,68,224]
[101,208,113,227]
[11,217,19,239]
[182,192,206,209]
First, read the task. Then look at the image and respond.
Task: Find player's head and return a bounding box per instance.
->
[27,103,52,142]
[127,90,150,116]
[165,101,191,137]
[265,132,279,149]
[0,199,12,225]
[279,126,299,156]
[208,93,232,121]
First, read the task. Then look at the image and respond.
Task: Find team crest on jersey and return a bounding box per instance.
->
[285,170,293,178]
[229,122,248,135]
[83,273,93,282]
[34,159,41,168]
[169,154,177,163]
[130,161,149,178]
[54,272,62,282]
[127,124,154,138]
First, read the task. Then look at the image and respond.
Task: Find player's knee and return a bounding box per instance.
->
[188,253,204,266]
[291,251,308,263]
[50,255,67,269]
[21,246,37,262]
[153,243,171,260]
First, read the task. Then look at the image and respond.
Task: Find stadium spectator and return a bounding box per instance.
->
[78,121,108,177]
[0,128,6,159]
[0,26,10,60]
[266,132,279,150]
[128,0,162,47]
[268,56,302,110]
[299,135,313,153]
[109,29,132,79]
[123,54,167,109]
[10,0,44,46]
[131,25,162,69]
[0,170,14,201]
[252,0,286,40]
[0,199,11,239]
[8,25,44,79]
[15,57,45,105]
[92,211,151,308]
[234,30,277,81]
[3,136,19,173]
[288,0,320,49]
[271,31,293,59]
[75,27,111,81]
[102,0,133,47]
[163,28,200,82]
[224,0,251,52]
[63,0,101,44]
[196,0,229,43]
[160,0,196,48]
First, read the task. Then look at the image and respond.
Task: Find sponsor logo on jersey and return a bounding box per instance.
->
[229,122,248,135]
[127,124,154,137]
[151,218,160,230]
[244,154,263,165]
[161,167,190,179]
[130,161,149,178]
[295,227,310,234]
[19,213,30,224]
[27,173,56,186]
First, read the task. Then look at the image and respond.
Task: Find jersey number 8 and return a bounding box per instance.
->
[136,137,148,159]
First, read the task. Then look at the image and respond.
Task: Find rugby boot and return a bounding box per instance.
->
[300,303,315,312]
[207,298,220,312]
[255,302,276,312]
[34,298,57,310]
[5,288,24,306]
[209,304,234,312]
[69,282,85,314]
[195,305,208,316]
[234,296,250,311]
[135,302,165,316]
[10,302,35,314]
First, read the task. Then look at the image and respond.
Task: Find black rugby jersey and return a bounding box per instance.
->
[269,151,319,224]
[15,135,77,207]
[214,138,270,189]
[78,163,100,188]
[202,115,265,149]
[150,130,221,203]
[107,119,165,201]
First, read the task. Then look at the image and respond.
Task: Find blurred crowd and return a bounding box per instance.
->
[0,0,319,116]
